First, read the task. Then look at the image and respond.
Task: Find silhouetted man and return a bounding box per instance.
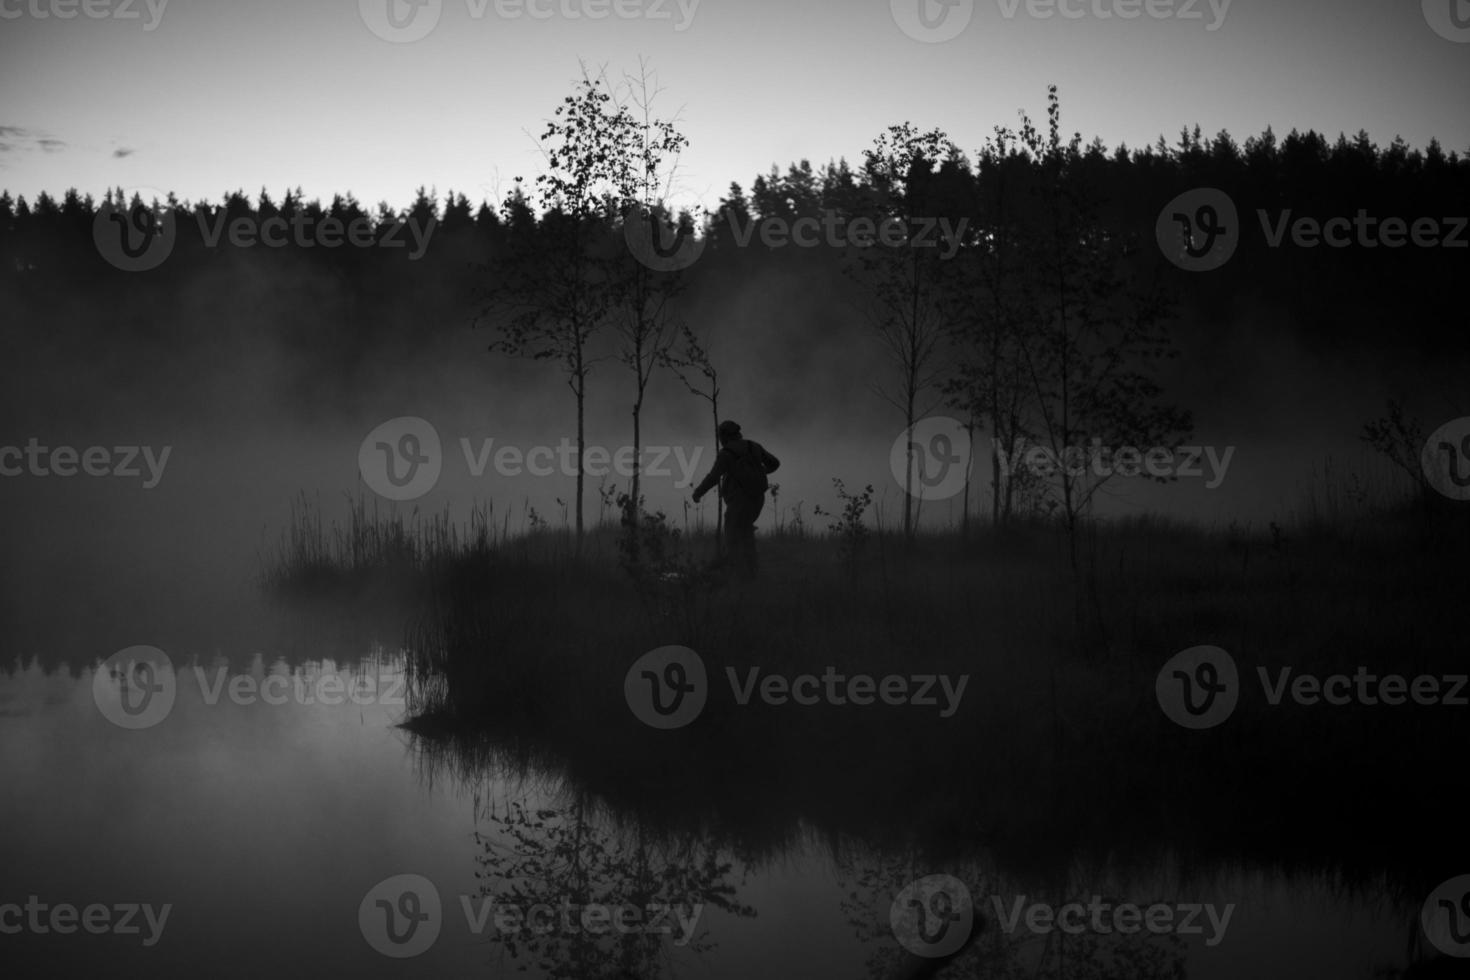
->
[691,420,780,579]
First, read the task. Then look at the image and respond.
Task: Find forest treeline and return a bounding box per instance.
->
[3,94,1466,359]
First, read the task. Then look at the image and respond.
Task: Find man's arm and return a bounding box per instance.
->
[760,446,780,474]
[691,449,729,500]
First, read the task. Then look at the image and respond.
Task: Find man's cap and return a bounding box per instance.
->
[717,420,742,438]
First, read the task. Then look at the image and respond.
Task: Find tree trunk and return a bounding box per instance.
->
[961,416,974,540]
[575,399,585,552]
[574,362,586,555]
[628,396,642,562]
[712,402,723,548]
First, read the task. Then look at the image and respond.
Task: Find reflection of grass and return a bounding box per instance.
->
[266,494,1470,897]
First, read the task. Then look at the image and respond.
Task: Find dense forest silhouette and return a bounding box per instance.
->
[5,108,1468,372]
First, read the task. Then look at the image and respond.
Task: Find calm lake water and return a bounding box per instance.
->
[0,627,1426,979]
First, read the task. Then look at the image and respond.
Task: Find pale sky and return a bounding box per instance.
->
[2,0,1468,213]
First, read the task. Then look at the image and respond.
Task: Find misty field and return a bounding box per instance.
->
[260,489,1470,897]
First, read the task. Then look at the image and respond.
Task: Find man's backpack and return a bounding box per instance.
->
[726,441,769,497]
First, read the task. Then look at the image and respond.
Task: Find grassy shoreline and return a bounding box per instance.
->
[261,494,1470,895]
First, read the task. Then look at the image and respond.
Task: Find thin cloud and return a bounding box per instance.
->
[0,126,66,155]
[113,147,136,159]
[0,125,29,153]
